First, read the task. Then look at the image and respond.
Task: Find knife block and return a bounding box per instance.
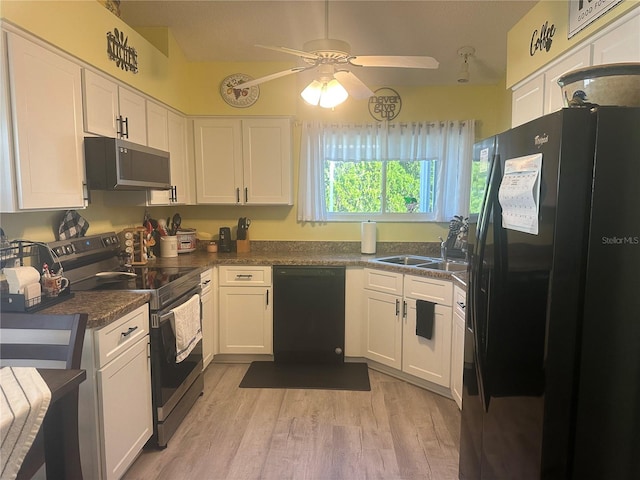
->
[236,235,250,253]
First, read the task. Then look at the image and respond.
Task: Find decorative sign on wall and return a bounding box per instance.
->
[220,73,260,108]
[368,88,402,121]
[107,28,138,73]
[568,0,623,38]
[529,20,556,56]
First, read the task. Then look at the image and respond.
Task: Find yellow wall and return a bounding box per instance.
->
[507,0,639,88]
[0,0,512,244]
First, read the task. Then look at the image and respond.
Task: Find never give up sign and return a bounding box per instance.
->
[568,0,623,38]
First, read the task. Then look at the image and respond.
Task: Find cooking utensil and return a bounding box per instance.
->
[170,213,182,235]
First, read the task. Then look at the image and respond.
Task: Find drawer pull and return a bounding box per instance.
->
[457,301,466,310]
[121,326,138,337]
[236,274,253,279]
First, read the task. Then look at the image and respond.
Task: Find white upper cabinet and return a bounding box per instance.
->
[241,118,293,205]
[145,100,168,151]
[544,46,591,115]
[511,8,639,127]
[193,117,292,205]
[592,11,640,64]
[83,69,147,145]
[1,30,86,212]
[511,76,544,128]
[148,110,194,205]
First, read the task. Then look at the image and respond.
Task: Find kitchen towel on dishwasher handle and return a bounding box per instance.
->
[416,299,435,340]
[170,293,202,363]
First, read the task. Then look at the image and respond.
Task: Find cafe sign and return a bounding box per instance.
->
[568,0,622,38]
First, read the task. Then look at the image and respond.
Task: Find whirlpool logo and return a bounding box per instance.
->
[601,236,639,245]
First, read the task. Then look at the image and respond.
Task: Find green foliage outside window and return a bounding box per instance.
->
[324,160,434,214]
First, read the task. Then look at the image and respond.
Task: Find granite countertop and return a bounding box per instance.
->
[40,291,151,329]
[38,241,468,329]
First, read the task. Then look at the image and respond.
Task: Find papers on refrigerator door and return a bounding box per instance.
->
[498,153,542,235]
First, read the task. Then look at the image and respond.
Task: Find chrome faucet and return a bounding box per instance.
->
[439,236,448,262]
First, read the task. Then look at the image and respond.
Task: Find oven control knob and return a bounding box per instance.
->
[54,246,64,256]
[64,245,74,254]
[111,236,119,246]
[104,237,111,246]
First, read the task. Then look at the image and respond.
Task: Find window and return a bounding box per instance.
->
[297,120,475,223]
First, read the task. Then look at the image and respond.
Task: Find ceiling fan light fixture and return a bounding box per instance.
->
[300,79,324,105]
[301,78,348,108]
[319,79,348,108]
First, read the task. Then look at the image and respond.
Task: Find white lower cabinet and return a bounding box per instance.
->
[79,304,152,480]
[402,275,453,387]
[201,267,216,368]
[218,266,272,354]
[451,284,467,410]
[363,269,453,389]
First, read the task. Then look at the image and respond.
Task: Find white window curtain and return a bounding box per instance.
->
[297,120,475,222]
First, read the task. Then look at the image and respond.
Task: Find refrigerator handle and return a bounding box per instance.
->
[470,151,501,413]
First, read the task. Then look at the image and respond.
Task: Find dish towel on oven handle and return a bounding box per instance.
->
[1,367,51,480]
[170,293,202,363]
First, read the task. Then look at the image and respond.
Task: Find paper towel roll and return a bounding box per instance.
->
[4,266,41,294]
[361,221,377,254]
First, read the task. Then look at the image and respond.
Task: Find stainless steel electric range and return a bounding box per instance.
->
[39,232,204,448]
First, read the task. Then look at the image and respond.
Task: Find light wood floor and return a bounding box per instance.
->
[123,363,461,480]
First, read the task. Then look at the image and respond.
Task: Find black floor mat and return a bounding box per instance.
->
[239,361,371,391]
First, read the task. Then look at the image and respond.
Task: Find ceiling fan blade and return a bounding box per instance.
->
[334,70,374,99]
[255,44,320,60]
[234,67,309,89]
[349,55,439,69]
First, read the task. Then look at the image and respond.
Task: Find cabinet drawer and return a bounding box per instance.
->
[218,266,271,286]
[94,304,149,368]
[364,268,403,295]
[404,275,452,306]
[453,285,467,318]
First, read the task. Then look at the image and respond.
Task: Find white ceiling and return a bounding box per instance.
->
[119,0,537,87]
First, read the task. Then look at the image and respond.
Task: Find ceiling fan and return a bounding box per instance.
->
[237,0,439,107]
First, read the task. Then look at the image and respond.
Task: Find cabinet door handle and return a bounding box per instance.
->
[116,115,123,137]
[122,117,129,138]
[403,300,407,319]
[82,182,91,205]
[236,188,240,203]
[266,290,269,306]
[395,299,400,316]
[122,326,138,337]
[244,187,248,203]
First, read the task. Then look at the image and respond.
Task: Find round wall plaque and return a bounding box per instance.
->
[220,73,260,108]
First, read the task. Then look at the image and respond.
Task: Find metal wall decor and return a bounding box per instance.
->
[107,28,138,73]
[220,73,260,108]
[368,88,402,121]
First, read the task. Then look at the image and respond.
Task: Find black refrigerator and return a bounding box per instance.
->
[459,106,640,480]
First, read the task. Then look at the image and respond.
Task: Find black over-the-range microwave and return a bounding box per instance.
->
[84,137,171,191]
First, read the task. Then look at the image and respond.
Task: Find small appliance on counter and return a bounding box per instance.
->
[176,228,197,253]
[218,227,232,252]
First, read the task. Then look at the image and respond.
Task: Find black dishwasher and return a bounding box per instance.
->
[273,265,345,363]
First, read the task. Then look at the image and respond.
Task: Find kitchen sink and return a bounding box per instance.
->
[370,255,435,266]
[370,255,467,272]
